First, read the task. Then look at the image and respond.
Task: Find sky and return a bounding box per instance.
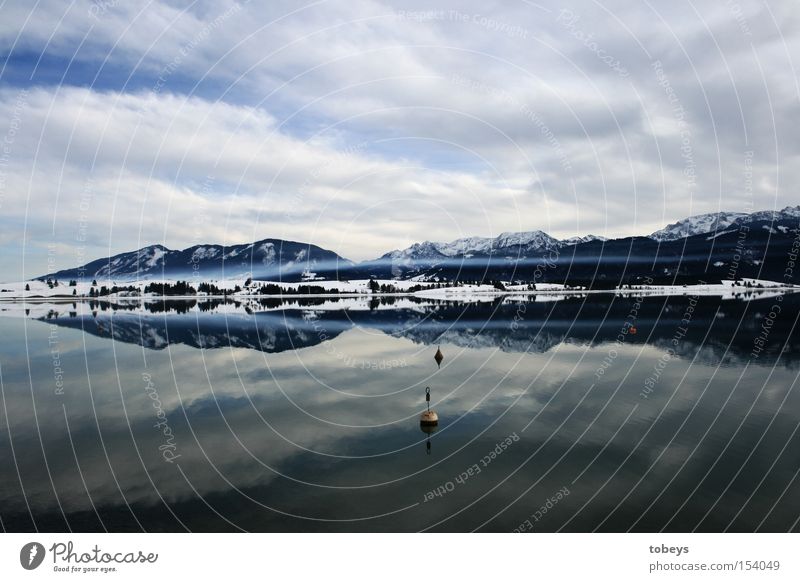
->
[0,0,798,278]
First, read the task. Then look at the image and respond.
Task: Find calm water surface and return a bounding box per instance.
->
[1,293,799,532]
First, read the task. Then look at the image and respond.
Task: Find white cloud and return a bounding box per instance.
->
[0,0,798,277]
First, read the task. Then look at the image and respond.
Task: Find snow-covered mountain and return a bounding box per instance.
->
[747,206,800,223]
[42,239,354,282]
[649,212,749,241]
[649,206,800,241]
[363,230,603,280]
[562,234,608,245]
[36,205,800,284]
[380,230,562,264]
[382,205,800,258]
[93,244,170,278]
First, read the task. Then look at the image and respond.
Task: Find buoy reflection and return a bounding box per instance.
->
[434,346,444,368]
[420,386,439,454]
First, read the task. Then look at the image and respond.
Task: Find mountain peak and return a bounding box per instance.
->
[650,211,748,242]
[381,230,561,262]
[561,234,608,245]
[650,206,800,242]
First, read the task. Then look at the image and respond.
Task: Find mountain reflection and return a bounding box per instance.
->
[27,293,800,366]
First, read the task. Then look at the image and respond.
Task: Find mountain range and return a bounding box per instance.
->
[46,239,353,282]
[41,206,800,287]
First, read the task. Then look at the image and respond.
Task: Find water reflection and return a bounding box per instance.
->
[0,293,798,532]
[11,293,800,366]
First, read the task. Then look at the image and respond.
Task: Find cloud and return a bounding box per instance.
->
[0,85,547,277]
[0,0,798,277]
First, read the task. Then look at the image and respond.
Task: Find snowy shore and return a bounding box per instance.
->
[1,277,797,321]
[1,277,797,303]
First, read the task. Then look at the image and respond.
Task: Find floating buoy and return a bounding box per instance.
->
[434,346,444,368]
[420,409,439,426]
[420,386,439,429]
[420,387,438,453]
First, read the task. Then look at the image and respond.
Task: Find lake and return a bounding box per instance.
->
[1,293,799,532]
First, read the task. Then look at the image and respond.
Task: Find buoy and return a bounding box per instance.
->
[420,409,439,426]
[629,326,637,335]
[434,346,444,368]
[420,386,439,428]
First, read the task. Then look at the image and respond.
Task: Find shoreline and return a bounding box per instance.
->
[2,283,799,304]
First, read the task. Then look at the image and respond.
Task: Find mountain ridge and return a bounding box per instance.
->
[42,237,354,282]
[649,206,800,241]
[39,206,800,283]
